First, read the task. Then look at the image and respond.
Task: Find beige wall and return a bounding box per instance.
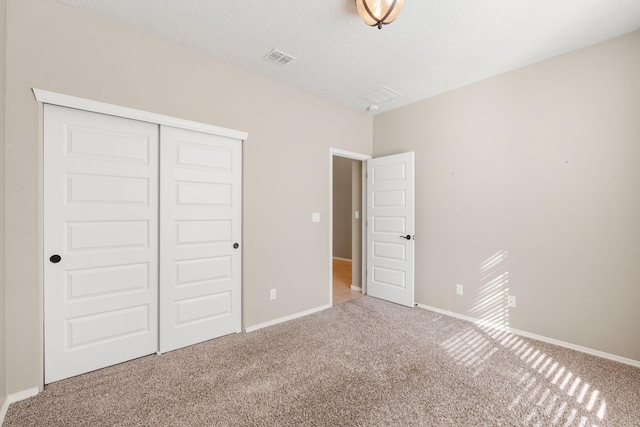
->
[4,0,372,393]
[0,0,7,407]
[333,156,353,259]
[374,31,640,361]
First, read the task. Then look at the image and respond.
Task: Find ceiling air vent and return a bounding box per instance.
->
[359,86,403,105]
[264,49,296,66]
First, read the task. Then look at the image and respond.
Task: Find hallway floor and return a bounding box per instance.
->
[332,258,363,306]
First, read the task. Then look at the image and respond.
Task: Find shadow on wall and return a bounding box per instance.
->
[441,250,608,426]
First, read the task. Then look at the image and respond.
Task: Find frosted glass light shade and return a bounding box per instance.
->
[355,0,405,29]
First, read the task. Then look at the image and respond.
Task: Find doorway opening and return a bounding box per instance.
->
[329,149,371,306]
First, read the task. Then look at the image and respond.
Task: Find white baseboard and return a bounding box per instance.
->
[0,396,8,425]
[0,387,40,424]
[245,304,331,333]
[416,304,640,369]
[332,257,352,262]
[350,285,362,292]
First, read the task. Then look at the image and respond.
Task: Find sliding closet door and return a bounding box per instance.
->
[44,105,159,383]
[159,126,242,353]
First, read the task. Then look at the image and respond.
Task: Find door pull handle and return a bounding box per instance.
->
[400,235,414,240]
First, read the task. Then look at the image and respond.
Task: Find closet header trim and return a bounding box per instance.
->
[33,88,248,141]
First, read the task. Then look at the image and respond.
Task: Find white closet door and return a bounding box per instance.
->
[44,105,159,384]
[159,126,242,353]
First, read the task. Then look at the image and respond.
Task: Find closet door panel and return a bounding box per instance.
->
[44,105,159,384]
[159,126,242,353]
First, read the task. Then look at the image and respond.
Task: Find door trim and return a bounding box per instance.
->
[33,89,248,141]
[328,148,371,306]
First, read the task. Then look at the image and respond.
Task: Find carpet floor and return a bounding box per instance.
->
[5,297,640,426]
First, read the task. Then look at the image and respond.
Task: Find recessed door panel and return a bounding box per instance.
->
[372,217,406,234]
[66,305,150,349]
[373,241,406,262]
[372,189,406,208]
[65,221,149,252]
[372,266,406,289]
[176,182,232,206]
[372,162,406,183]
[66,174,149,205]
[66,126,151,164]
[175,292,232,326]
[176,220,232,246]
[176,142,233,171]
[65,263,149,301]
[176,256,232,286]
[45,104,159,384]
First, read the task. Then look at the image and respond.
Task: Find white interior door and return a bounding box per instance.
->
[366,152,415,307]
[159,126,242,353]
[44,105,159,383]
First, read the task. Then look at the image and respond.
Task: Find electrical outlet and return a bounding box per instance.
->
[508,295,516,307]
[270,288,276,300]
[456,284,463,295]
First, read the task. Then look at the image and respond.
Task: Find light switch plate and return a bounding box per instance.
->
[354,211,360,219]
[312,212,320,222]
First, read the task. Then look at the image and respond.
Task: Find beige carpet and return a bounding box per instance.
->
[6,297,640,426]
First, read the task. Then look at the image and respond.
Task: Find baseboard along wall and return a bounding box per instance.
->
[245,304,331,333]
[416,303,640,369]
[0,387,40,424]
[0,396,8,425]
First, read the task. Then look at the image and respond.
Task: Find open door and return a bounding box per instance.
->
[366,152,415,307]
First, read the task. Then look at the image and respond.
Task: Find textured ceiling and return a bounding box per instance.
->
[58,0,640,114]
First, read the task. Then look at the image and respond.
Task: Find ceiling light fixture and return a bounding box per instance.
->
[355,0,405,29]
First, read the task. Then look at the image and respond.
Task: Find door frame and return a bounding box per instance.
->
[328,148,371,306]
[34,88,248,388]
